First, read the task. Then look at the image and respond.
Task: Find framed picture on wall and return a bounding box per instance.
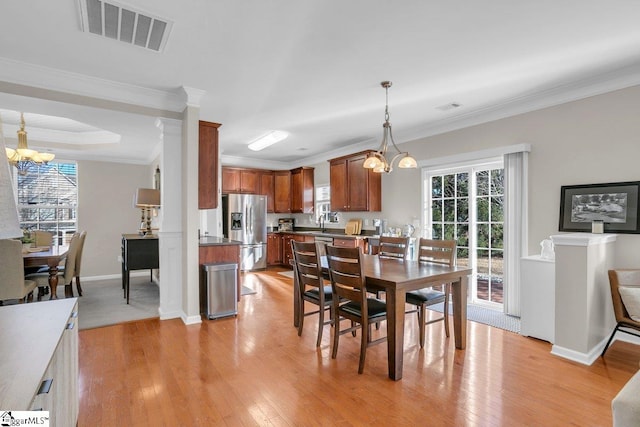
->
[559,181,640,233]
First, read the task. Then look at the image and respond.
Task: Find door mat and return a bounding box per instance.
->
[428,302,521,334]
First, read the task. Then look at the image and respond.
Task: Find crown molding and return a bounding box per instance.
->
[0,57,185,113]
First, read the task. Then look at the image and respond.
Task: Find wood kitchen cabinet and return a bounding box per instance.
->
[266,233,282,265]
[290,166,314,214]
[198,121,221,209]
[222,167,259,194]
[329,150,381,212]
[280,233,313,268]
[222,166,314,213]
[274,170,292,213]
[259,171,275,213]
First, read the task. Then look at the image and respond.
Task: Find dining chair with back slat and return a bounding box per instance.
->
[292,240,333,347]
[405,238,457,348]
[377,236,411,260]
[326,245,387,374]
[0,239,37,305]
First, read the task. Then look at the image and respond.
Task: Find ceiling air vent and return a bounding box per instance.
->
[78,0,173,52]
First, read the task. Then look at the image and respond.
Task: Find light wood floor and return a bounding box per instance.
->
[78,268,640,426]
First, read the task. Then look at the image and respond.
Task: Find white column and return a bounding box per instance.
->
[550,233,617,365]
[181,86,206,324]
[155,118,184,320]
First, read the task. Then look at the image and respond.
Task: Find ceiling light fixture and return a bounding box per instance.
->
[248,130,288,151]
[5,113,55,176]
[363,81,417,173]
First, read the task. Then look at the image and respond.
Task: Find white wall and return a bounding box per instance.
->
[378,84,640,266]
[77,160,152,277]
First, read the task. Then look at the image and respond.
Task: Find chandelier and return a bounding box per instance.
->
[5,113,55,175]
[363,81,417,173]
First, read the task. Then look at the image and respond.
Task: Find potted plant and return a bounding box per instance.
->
[21,230,34,251]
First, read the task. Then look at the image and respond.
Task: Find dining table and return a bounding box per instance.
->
[22,245,69,299]
[292,253,472,381]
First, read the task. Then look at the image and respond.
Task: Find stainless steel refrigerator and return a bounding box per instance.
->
[223,194,267,271]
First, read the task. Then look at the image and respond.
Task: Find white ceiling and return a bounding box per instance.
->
[1,0,640,168]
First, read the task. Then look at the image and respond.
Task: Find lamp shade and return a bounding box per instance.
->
[135,188,161,207]
[0,132,22,239]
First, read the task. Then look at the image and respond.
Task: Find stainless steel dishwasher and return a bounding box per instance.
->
[203,263,238,319]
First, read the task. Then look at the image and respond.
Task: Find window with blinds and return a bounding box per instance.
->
[15,161,78,245]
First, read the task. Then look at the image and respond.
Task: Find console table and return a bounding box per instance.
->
[121,234,159,304]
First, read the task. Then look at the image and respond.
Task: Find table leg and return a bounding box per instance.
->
[386,288,406,381]
[125,269,130,304]
[48,266,59,300]
[452,274,468,349]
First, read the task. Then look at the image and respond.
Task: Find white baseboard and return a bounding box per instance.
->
[551,337,608,365]
[81,271,153,282]
[182,313,202,325]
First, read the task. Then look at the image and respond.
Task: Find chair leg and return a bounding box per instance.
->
[418,304,426,348]
[297,301,305,337]
[65,282,74,298]
[358,320,368,374]
[601,325,620,357]
[332,310,340,359]
[75,276,83,297]
[316,304,325,347]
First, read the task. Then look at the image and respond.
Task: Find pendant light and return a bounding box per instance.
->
[363,81,417,173]
[5,112,55,175]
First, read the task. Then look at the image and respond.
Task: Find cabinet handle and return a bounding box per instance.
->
[66,322,75,330]
[71,311,78,318]
[37,379,53,395]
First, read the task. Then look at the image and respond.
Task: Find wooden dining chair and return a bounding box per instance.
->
[326,245,387,374]
[292,240,333,347]
[0,239,37,305]
[405,238,457,348]
[601,269,640,357]
[26,232,81,298]
[378,236,410,260]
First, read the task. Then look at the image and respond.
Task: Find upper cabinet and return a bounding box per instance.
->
[198,121,221,209]
[221,167,259,194]
[290,167,314,214]
[258,170,275,213]
[330,150,381,212]
[222,166,314,214]
[274,170,292,213]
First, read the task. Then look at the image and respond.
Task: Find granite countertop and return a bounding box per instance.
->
[199,236,243,246]
[268,229,376,240]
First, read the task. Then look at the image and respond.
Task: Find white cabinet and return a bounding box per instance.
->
[520,255,555,343]
[0,298,78,426]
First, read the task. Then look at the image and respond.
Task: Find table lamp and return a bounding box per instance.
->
[135,188,160,237]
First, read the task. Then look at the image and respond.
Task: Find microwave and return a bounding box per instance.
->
[278,218,294,231]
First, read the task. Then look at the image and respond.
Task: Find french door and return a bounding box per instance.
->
[424,160,504,308]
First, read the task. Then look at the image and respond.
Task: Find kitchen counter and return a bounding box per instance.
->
[269,230,374,240]
[199,236,243,246]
